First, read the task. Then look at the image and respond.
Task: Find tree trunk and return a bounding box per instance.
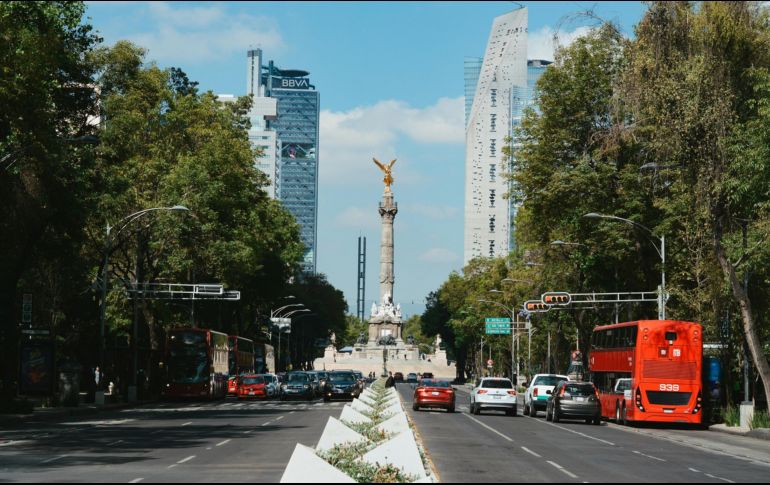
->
[714,224,770,405]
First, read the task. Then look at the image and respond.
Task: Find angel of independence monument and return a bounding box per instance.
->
[316,158,453,376]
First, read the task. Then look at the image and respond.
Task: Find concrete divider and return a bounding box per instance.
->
[340,405,372,425]
[316,416,369,453]
[359,431,426,480]
[280,443,356,483]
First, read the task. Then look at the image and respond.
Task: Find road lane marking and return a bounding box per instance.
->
[181,421,193,426]
[41,455,68,464]
[243,430,252,434]
[462,414,514,442]
[632,450,665,462]
[689,468,701,473]
[177,455,196,464]
[216,439,231,447]
[128,479,144,483]
[167,464,177,469]
[547,461,578,479]
[289,411,296,414]
[705,473,735,483]
[107,440,123,446]
[529,417,615,446]
[261,421,272,426]
[521,446,542,458]
[275,416,284,421]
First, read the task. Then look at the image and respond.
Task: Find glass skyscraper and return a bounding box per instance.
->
[262,61,320,275]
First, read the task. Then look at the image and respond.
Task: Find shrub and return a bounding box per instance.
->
[723,405,740,427]
[750,410,770,430]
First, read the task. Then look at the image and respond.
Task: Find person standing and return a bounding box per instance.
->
[94,366,101,389]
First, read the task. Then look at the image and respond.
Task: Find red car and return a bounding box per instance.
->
[413,379,455,412]
[228,376,239,396]
[238,374,269,399]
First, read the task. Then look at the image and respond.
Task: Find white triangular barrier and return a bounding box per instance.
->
[316,416,369,453]
[280,443,356,483]
[376,411,410,436]
[359,431,426,480]
[340,405,372,425]
[351,398,374,414]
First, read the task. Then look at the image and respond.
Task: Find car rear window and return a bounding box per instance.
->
[481,379,513,389]
[564,383,595,396]
[533,376,567,387]
[329,373,356,382]
[420,380,450,388]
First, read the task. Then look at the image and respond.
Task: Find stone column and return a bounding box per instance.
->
[378,192,398,303]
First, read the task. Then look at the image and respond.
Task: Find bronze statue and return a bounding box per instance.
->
[372,158,396,193]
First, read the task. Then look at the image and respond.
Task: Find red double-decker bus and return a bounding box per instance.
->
[163,328,229,400]
[228,336,255,395]
[589,320,703,425]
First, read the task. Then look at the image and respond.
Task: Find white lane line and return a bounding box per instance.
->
[177,455,196,464]
[181,421,193,426]
[41,455,68,464]
[128,479,144,483]
[529,417,615,446]
[547,460,579,479]
[462,414,514,442]
[289,411,296,414]
[705,474,735,483]
[243,430,252,434]
[215,439,231,447]
[689,468,701,473]
[167,464,177,469]
[521,446,542,458]
[632,450,666,462]
[261,421,272,426]
[107,440,123,446]
[275,415,284,421]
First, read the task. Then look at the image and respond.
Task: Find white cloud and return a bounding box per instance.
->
[528,26,594,62]
[319,97,464,186]
[125,2,284,65]
[419,247,460,264]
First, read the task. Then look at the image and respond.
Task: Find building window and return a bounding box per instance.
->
[489,216,496,233]
[490,139,497,157]
[490,89,497,107]
[490,113,497,132]
[489,164,496,182]
[489,189,496,208]
[489,240,496,257]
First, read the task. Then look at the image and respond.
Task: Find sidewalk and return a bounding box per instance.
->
[710,423,770,441]
[0,399,155,426]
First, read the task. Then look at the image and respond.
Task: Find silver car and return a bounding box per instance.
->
[261,373,279,398]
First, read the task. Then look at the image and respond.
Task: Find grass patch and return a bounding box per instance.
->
[750,410,770,430]
[723,405,740,427]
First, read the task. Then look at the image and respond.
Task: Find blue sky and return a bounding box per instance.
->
[84,1,648,319]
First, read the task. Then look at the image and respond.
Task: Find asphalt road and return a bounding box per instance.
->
[0,396,343,483]
[399,383,770,483]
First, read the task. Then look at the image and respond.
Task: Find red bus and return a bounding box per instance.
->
[228,336,255,395]
[254,342,275,374]
[162,328,229,399]
[589,320,703,425]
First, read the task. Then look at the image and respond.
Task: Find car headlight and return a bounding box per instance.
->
[281,384,287,390]
[304,384,310,389]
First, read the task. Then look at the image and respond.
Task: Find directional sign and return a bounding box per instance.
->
[485,317,511,324]
[21,329,50,336]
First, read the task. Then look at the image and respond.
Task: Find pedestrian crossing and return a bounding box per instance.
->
[216,400,345,411]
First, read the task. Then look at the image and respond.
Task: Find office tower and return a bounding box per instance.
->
[464,8,528,264]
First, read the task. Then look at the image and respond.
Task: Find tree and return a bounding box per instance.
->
[0,1,101,397]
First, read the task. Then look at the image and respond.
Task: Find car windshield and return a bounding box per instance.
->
[241,377,264,385]
[420,380,450,388]
[533,375,567,387]
[329,373,356,382]
[563,383,595,396]
[481,379,513,389]
[408,373,417,377]
[288,374,308,383]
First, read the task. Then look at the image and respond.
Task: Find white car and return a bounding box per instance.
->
[523,373,569,417]
[261,373,279,398]
[469,377,518,416]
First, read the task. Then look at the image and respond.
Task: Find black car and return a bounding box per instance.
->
[546,381,602,425]
[280,372,314,401]
[323,371,362,402]
[406,373,418,383]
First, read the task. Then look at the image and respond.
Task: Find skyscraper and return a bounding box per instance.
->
[464,8,528,264]
[508,59,551,251]
[262,61,320,275]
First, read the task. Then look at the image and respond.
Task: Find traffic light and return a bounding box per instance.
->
[542,292,571,306]
[524,300,550,312]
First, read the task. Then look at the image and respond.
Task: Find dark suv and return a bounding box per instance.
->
[280,372,314,401]
[323,371,362,402]
[546,381,602,425]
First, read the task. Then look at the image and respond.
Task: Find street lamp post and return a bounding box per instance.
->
[97,205,189,397]
[270,303,308,371]
[584,213,667,319]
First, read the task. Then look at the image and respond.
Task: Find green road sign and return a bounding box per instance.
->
[485,317,511,324]
[485,328,512,335]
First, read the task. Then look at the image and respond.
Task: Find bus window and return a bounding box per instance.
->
[665,331,677,342]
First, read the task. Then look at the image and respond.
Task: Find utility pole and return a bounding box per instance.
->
[357,236,366,323]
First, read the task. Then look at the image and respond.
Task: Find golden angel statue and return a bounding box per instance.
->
[373,158,396,192]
